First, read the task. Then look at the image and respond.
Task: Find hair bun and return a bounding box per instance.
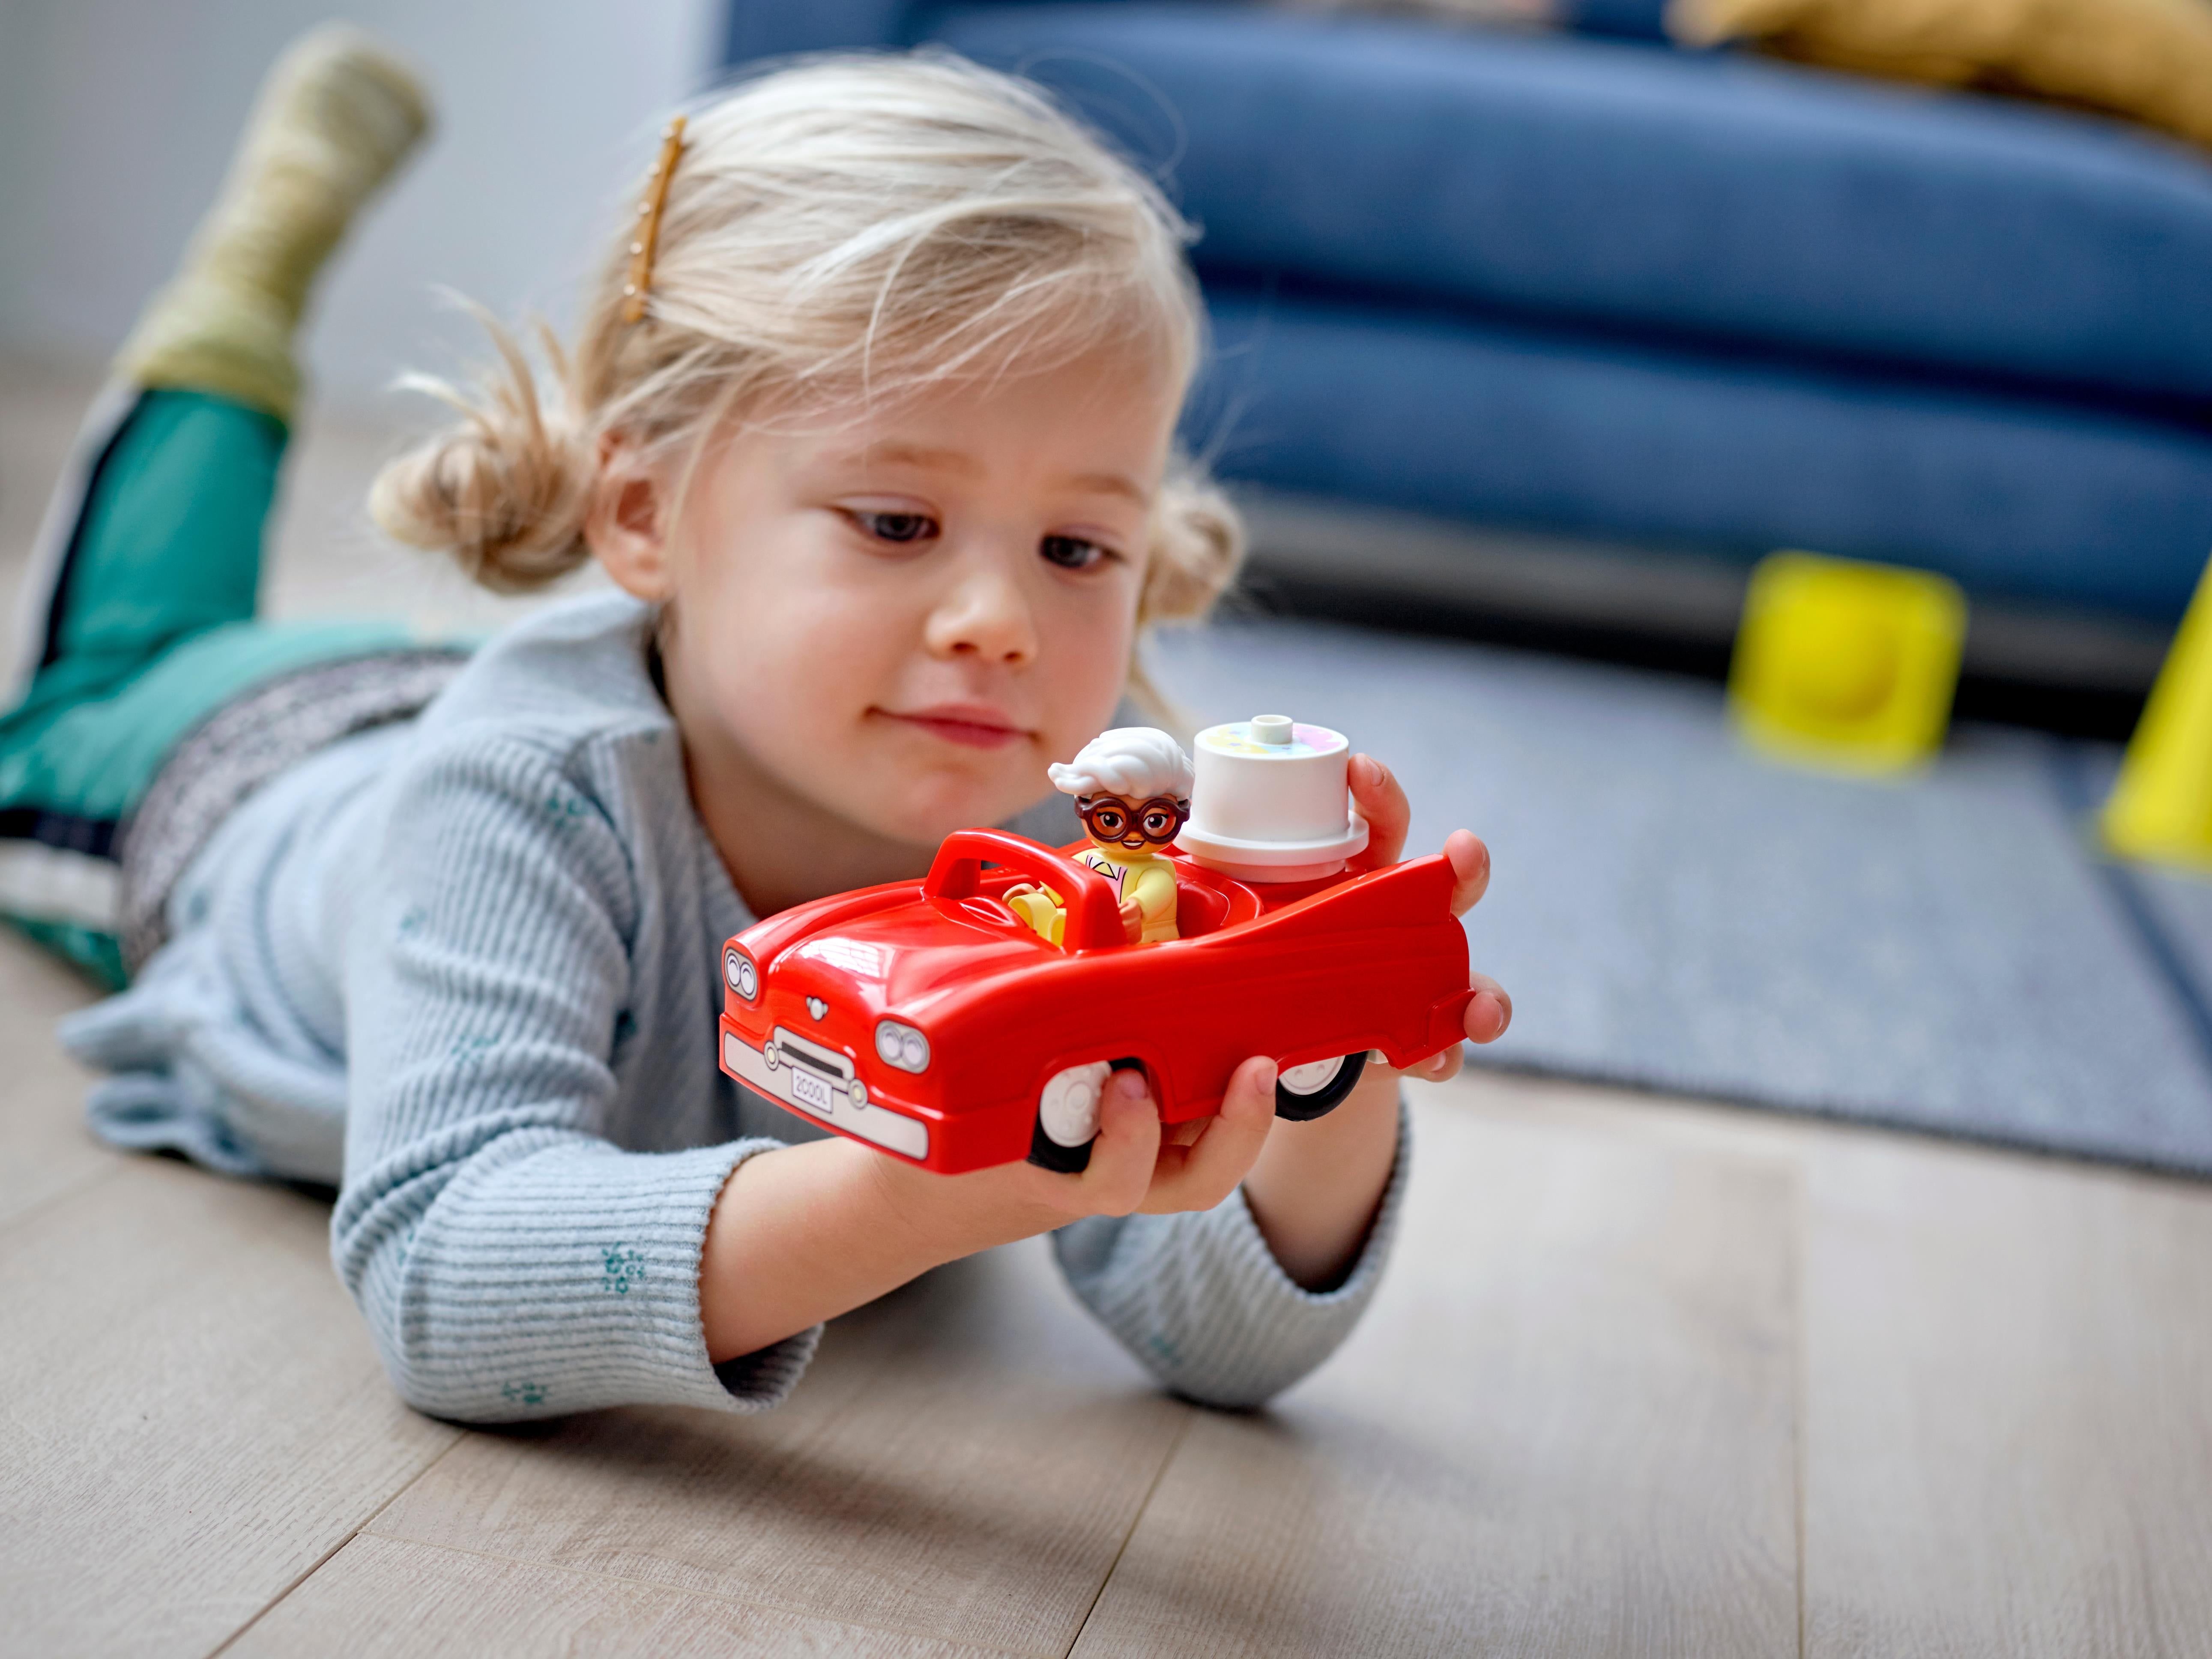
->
[1141,469,1244,628]
[370,321,594,593]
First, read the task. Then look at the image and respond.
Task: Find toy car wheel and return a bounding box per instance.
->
[1036,1059,1112,1146]
[1273,1050,1368,1121]
[1028,1059,1139,1173]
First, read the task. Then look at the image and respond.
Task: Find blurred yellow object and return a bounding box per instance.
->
[1729,551,1966,776]
[2102,557,2212,874]
[1668,0,2212,153]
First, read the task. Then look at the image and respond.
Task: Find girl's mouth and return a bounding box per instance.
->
[880,704,1030,750]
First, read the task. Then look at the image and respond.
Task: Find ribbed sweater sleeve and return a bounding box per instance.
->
[1051,1097,1413,1408]
[332,733,813,1422]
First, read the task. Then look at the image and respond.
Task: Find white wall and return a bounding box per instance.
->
[0,0,721,415]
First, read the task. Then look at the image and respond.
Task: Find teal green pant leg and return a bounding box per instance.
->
[45,390,285,675]
[1,389,413,987]
[5,389,284,750]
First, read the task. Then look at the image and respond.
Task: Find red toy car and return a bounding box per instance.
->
[718,828,1474,1174]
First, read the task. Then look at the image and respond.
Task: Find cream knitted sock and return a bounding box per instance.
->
[115,24,432,423]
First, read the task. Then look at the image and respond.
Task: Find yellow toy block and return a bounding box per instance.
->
[1729,551,1967,776]
[2103,556,2212,875]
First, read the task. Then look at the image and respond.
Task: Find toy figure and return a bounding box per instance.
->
[1005,727,1194,946]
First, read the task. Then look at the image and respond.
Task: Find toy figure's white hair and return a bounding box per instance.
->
[1049,728,1194,800]
[371,50,1243,689]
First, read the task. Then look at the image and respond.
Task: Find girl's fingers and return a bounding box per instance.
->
[1349,754,1410,868]
[1465,971,1512,1044]
[1076,1069,1161,1213]
[1141,1055,1277,1215]
[1407,1045,1465,1084]
[1444,830,1491,917]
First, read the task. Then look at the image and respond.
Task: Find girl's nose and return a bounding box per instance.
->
[925,559,1037,666]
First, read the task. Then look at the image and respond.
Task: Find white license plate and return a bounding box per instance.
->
[789,1069,834,1115]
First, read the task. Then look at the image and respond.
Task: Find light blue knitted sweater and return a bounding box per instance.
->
[60,593,1407,1422]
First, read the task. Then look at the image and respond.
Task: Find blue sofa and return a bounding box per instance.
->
[726,2,2212,634]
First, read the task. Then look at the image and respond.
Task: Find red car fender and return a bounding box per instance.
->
[925,851,1471,1122]
[737,880,913,972]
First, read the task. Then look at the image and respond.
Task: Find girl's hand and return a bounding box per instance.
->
[704,1065,1275,1363]
[1064,1056,1280,1218]
[873,1055,1279,1243]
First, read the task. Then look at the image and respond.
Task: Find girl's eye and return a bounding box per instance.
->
[1041,534,1110,571]
[1143,812,1172,835]
[1094,811,1125,834]
[851,510,937,545]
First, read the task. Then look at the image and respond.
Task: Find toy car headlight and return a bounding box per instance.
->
[874,1020,929,1074]
[724,947,759,1001]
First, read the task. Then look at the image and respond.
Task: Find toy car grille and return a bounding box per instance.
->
[772,1026,851,1082]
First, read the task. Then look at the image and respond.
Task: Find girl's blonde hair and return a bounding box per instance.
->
[371,51,1243,645]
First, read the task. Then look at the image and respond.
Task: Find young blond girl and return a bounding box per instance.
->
[6,30,1508,1421]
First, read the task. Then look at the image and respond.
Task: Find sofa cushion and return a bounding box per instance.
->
[924,3,2212,411]
[1187,285,2212,620]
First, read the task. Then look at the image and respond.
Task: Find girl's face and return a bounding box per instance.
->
[597,343,1182,864]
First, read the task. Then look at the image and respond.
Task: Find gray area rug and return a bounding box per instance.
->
[1151,620,2212,1177]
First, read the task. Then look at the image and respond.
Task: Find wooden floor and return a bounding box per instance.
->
[5,359,2212,1656]
[6,923,2211,1658]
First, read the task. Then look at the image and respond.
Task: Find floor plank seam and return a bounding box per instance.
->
[202,1427,468,1659]
[0,1159,129,1243]
[1058,1402,1196,1659]
[345,1531,1055,1658]
[1791,1162,1810,1659]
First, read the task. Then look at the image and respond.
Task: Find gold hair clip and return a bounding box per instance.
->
[621,115,688,323]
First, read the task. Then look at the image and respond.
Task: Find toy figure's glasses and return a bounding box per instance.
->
[1077,795,1189,845]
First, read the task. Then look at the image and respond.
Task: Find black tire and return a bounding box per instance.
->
[1025,1058,1144,1173]
[1027,1112,1092,1173]
[1273,1050,1368,1122]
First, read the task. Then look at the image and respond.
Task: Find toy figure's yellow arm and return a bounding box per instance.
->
[1131,862,1177,931]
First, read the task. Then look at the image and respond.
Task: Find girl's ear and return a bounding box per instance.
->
[585,434,674,601]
